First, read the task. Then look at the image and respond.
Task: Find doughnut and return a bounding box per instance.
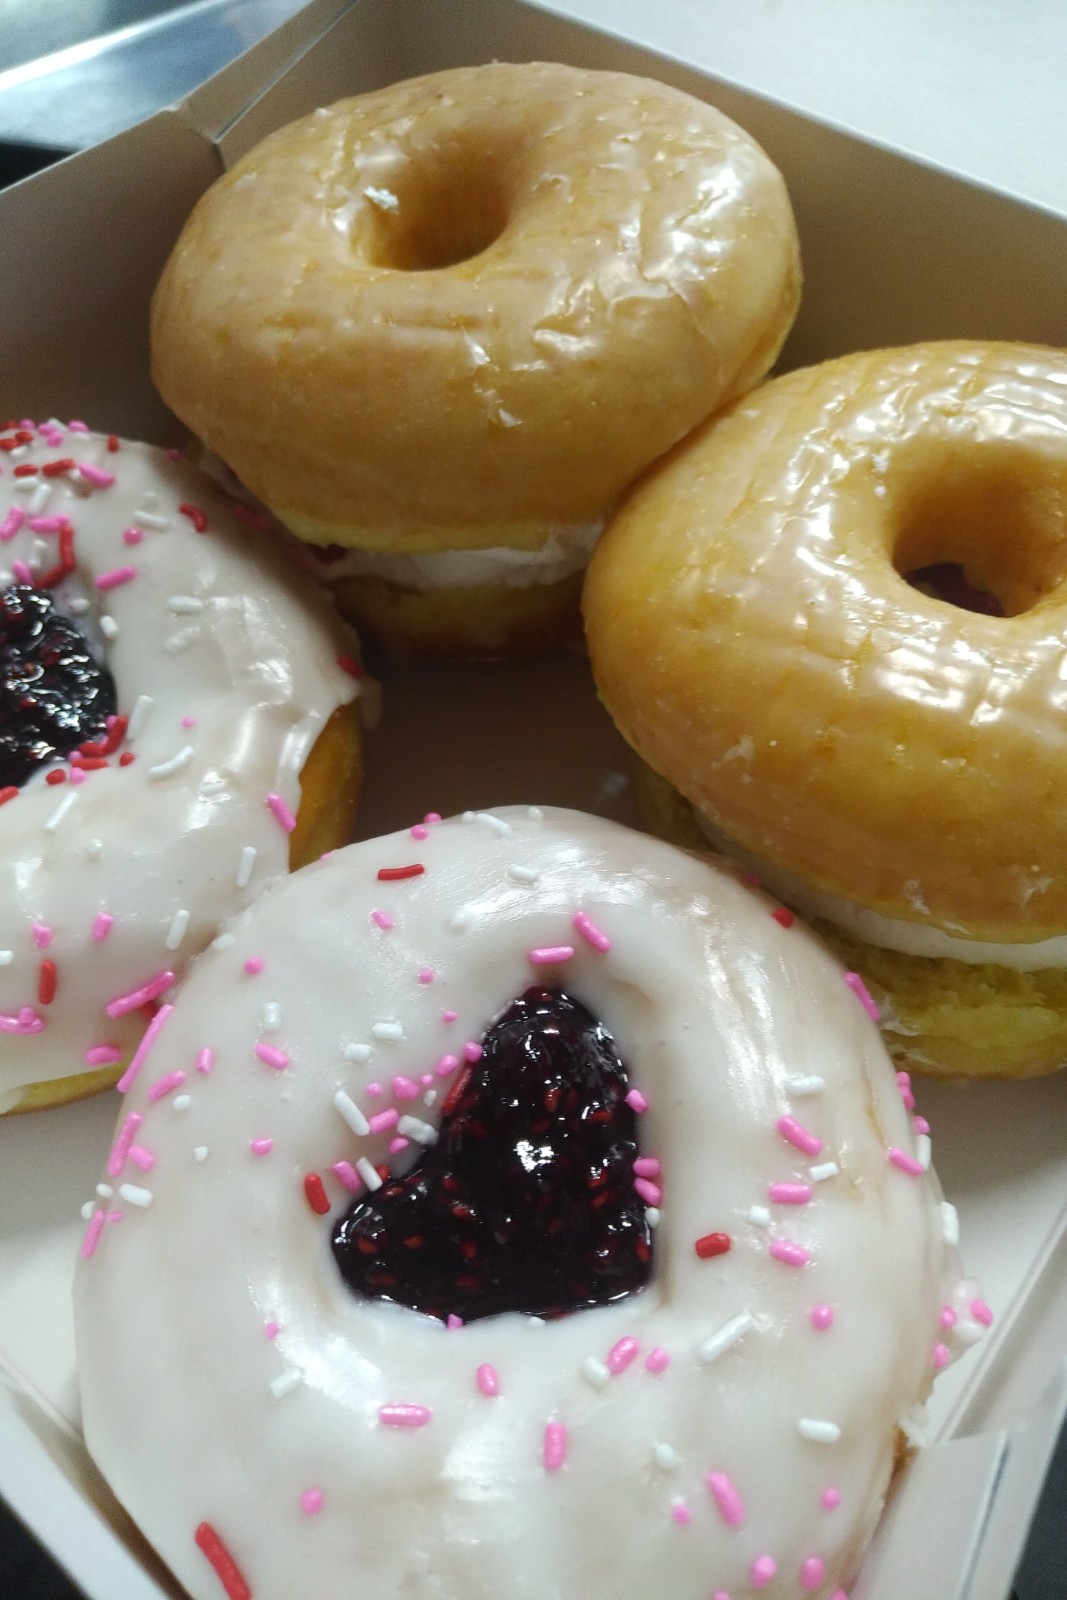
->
[151,61,801,655]
[74,806,989,1600]
[0,420,362,1114]
[584,339,1067,1078]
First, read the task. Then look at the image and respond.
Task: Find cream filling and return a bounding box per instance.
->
[692,813,1067,971]
[308,524,602,593]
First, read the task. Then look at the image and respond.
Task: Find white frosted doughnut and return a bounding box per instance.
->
[74,808,988,1600]
[0,421,360,1112]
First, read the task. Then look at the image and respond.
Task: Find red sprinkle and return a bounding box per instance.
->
[772,907,795,928]
[694,1232,732,1260]
[377,863,425,881]
[304,1173,330,1215]
[38,959,57,1006]
[179,502,208,533]
[45,769,66,786]
[119,751,136,766]
[194,1522,251,1600]
[36,519,76,588]
[0,786,17,807]
[337,654,365,679]
[12,464,38,477]
[107,434,120,452]
[42,457,75,478]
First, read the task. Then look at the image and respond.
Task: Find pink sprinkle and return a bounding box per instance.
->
[31,922,52,949]
[671,1502,691,1526]
[707,1471,745,1527]
[776,1115,823,1157]
[424,812,442,824]
[831,1592,848,1600]
[300,1489,323,1516]
[264,1320,280,1339]
[80,1210,106,1259]
[713,1593,733,1600]
[543,1421,567,1470]
[769,1182,813,1205]
[821,1486,841,1511]
[0,507,25,541]
[367,1082,383,1098]
[84,1044,123,1066]
[28,516,67,532]
[389,1136,409,1154]
[95,565,137,591]
[92,912,114,942]
[392,1075,419,1101]
[107,1111,143,1177]
[769,1240,811,1268]
[368,1108,399,1134]
[69,768,86,786]
[626,1089,648,1114]
[265,792,297,834]
[441,1009,458,1023]
[410,824,429,840]
[573,910,612,953]
[166,447,181,460]
[371,909,394,931]
[379,1404,432,1428]
[420,1073,434,1087]
[106,969,173,1017]
[243,957,264,976]
[181,715,196,728]
[463,1041,483,1064]
[913,1114,930,1134]
[971,1298,995,1327]
[79,463,116,487]
[196,1047,214,1074]
[477,1364,499,1397]
[104,1210,124,1225]
[528,945,574,966]
[634,1177,662,1206]
[810,1304,835,1331]
[607,1337,640,1374]
[255,1042,289,1070]
[750,1556,777,1589]
[122,528,143,546]
[417,967,435,985]
[147,1069,186,1102]
[801,1556,825,1591]
[896,1070,916,1110]
[843,970,880,1020]
[645,1346,670,1374]
[11,560,32,584]
[0,1007,45,1034]
[932,1342,950,1370]
[128,1145,155,1172]
[331,1160,362,1193]
[446,1314,463,1330]
[633,1157,661,1178]
[436,1053,460,1078]
[117,1003,173,1093]
[68,420,90,433]
[940,1305,958,1329]
[250,1138,274,1156]
[887,1147,925,1177]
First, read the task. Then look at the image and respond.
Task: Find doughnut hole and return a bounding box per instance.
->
[892,440,1067,616]
[363,139,515,272]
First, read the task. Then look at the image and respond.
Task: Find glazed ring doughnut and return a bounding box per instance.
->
[151,62,800,653]
[0,421,362,1114]
[75,807,988,1600]
[585,342,1067,1074]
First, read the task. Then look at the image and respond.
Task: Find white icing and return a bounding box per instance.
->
[74,808,984,1600]
[0,426,357,1104]
[306,525,602,593]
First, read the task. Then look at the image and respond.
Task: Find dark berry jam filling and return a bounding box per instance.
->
[0,585,117,788]
[332,987,653,1323]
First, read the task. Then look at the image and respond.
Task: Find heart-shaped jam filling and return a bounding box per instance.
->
[0,584,117,788]
[332,987,653,1323]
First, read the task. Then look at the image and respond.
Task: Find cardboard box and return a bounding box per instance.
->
[2,3,1067,1596]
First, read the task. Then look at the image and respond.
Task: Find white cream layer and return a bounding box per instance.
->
[308,523,602,593]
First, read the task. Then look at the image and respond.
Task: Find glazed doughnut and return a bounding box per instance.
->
[151,62,801,654]
[0,420,362,1114]
[584,340,1067,1077]
[74,807,988,1600]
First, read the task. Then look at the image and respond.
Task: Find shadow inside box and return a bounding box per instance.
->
[0,140,70,189]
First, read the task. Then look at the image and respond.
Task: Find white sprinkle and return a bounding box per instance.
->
[397,1115,437,1145]
[747,1205,771,1228]
[355,1156,382,1192]
[165,908,191,950]
[363,185,399,212]
[449,907,474,932]
[99,615,119,641]
[126,694,153,740]
[236,846,257,888]
[149,745,195,780]
[85,837,104,860]
[507,863,541,884]
[654,1443,680,1471]
[372,1020,404,1042]
[342,1042,371,1063]
[134,510,170,530]
[167,595,204,614]
[95,1183,114,1199]
[262,1001,282,1034]
[915,1133,932,1171]
[645,1207,661,1228]
[0,951,11,966]
[697,1313,754,1365]
[527,807,544,821]
[581,1356,611,1390]
[173,1094,192,1112]
[193,1146,209,1162]
[119,1183,153,1208]
[798,1418,841,1444]
[786,1074,825,1096]
[30,538,47,565]
[270,1368,304,1400]
[527,1316,546,1329]
[423,1089,437,1107]
[45,791,77,832]
[212,932,235,951]
[67,596,90,616]
[472,810,512,836]
[941,1201,960,1247]
[80,1200,96,1221]
[28,481,52,514]
[334,1089,370,1137]
[809,1161,839,1183]
[164,626,200,654]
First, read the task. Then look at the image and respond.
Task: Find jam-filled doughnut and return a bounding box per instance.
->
[0,420,362,1113]
[151,62,801,655]
[584,341,1067,1077]
[75,808,988,1600]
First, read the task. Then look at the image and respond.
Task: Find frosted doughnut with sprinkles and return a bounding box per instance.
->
[75,808,988,1600]
[0,421,361,1113]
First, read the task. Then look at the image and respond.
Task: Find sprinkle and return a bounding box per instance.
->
[41,457,75,478]
[772,907,794,927]
[798,1418,841,1443]
[116,1004,174,1093]
[940,1305,958,1329]
[809,1161,839,1182]
[109,1113,145,1175]
[118,1183,153,1208]
[194,1522,252,1600]
[95,565,136,591]
[250,1138,273,1156]
[270,1369,303,1399]
[37,959,57,1005]
[777,1115,823,1157]
[887,1146,925,1177]
[80,1210,106,1260]
[0,791,16,809]
[573,910,612,952]
[607,1337,640,1374]
[148,1069,187,1102]
[811,1304,835,1331]
[168,595,204,614]
[377,863,424,881]
[634,1157,661,1178]
[12,558,34,583]
[913,1114,930,1134]
[471,810,512,836]
[769,1182,813,1205]
[932,1342,950,1369]
[581,1356,610,1389]
[971,1298,994,1327]
[941,1202,960,1246]
[128,1146,155,1172]
[243,957,263,977]
[85,1045,123,1066]
[149,745,194,780]
[372,1020,403,1041]
[915,1133,932,1171]
[368,1107,399,1135]
[528,945,574,965]
[300,1490,323,1517]
[178,501,208,532]
[261,1002,281,1033]
[843,970,880,1019]
[165,909,191,950]
[707,1471,745,1527]
[236,846,257,888]
[255,1042,289,1070]
[671,1501,692,1526]
[436,1053,460,1078]
[0,507,24,540]
[821,1487,841,1511]
[747,1206,771,1228]
[698,1313,753,1364]
[397,1115,437,1144]
[462,1040,483,1064]
[645,1346,670,1373]
[379,1404,432,1428]
[786,1074,825,1096]
[508,863,541,884]
[196,1048,214,1074]
[331,1160,361,1192]
[634,1177,662,1207]
[446,1315,463,1330]
[543,1421,567,1470]
[99,615,119,641]
[750,1556,777,1589]
[194,1146,209,1162]
[897,1070,916,1110]
[477,1364,500,1397]
[626,1089,648,1114]
[410,823,428,840]
[449,907,473,932]
[0,1006,44,1034]
[123,528,143,545]
[172,1094,192,1111]
[370,909,393,930]
[45,791,77,831]
[266,792,297,834]
[342,1042,372,1063]
[333,1089,370,1137]
[770,1240,810,1268]
[441,1009,458,1023]
[356,1156,382,1191]
[126,694,153,740]
[304,1173,330,1214]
